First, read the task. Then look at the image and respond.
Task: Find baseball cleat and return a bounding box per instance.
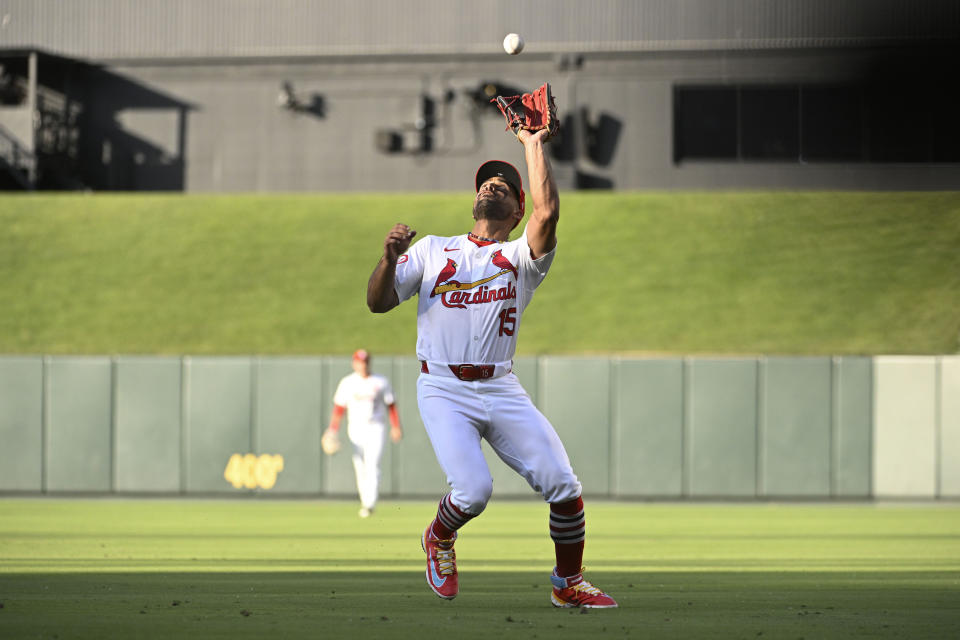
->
[421,523,458,599]
[550,569,618,609]
[358,507,373,518]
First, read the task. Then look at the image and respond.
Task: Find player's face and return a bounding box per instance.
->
[473,178,519,222]
[352,358,370,377]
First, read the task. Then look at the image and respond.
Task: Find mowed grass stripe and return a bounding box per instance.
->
[2,191,958,355]
[1,500,958,573]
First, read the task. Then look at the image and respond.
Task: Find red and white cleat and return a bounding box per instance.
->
[550,569,618,609]
[421,524,458,599]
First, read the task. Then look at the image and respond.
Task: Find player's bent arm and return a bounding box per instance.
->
[388,404,400,429]
[367,256,401,313]
[519,129,559,259]
[388,404,403,442]
[327,404,345,432]
[367,224,416,313]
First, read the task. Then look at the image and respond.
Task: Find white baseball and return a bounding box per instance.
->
[503,33,524,55]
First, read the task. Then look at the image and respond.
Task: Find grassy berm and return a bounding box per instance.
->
[1,191,958,355]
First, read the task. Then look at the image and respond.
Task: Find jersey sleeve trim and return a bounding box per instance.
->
[394,235,429,303]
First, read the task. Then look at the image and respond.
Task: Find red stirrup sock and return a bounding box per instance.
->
[550,496,586,578]
[430,493,475,540]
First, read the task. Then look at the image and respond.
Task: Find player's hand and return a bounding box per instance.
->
[390,425,403,443]
[321,429,341,455]
[385,224,416,263]
[518,127,550,146]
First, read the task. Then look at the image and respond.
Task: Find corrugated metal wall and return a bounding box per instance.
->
[0,0,956,60]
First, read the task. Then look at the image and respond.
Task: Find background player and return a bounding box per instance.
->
[365,125,617,608]
[322,349,402,518]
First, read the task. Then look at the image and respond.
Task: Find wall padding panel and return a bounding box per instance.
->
[613,358,684,497]
[540,357,611,496]
[761,357,832,497]
[833,357,872,497]
[939,356,960,497]
[184,357,253,493]
[255,357,323,494]
[873,357,937,497]
[687,359,758,497]
[114,357,182,493]
[0,357,43,491]
[45,357,112,492]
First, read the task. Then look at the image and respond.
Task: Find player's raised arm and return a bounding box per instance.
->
[367,223,416,313]
[518,128,559,259]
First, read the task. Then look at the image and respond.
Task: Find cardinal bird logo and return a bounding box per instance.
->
[430,258,459,298]
[491,250,518,281]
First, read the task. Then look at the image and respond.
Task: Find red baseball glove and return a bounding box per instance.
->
[493,82,560,141]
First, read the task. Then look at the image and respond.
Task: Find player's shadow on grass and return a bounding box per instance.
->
[2,571,958,639]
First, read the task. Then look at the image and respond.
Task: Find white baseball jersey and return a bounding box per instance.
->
[394,226,556,364]
[396,224,580,513]
[332,373,395,427]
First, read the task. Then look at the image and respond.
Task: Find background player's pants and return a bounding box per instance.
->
[347,422,386,511]
[417,373,582,515]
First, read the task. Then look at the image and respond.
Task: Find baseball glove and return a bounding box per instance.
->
[321,429,341,456]
[493,82,560,141]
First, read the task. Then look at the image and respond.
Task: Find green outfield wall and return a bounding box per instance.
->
[0,355,957,499]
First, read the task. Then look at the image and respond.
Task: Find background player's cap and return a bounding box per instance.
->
[352,349,370,362]
[475,160,525,214]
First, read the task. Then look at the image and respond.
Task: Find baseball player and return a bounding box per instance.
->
[365,126,617,608]
[322,349,402,518]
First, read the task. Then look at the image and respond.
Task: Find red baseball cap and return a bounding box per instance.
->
[352,349,370,361]
[475,160,525,215]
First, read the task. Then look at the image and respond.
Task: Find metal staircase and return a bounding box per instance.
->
[0,121,36,190]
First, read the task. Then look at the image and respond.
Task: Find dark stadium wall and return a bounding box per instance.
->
[4,0,958,191]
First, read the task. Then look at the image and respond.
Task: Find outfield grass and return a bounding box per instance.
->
[0,499,958,639]
[1,192,958,355]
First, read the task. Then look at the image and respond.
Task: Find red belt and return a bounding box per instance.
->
[420,361,496,381]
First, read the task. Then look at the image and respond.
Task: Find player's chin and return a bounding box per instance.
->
[473,201,510,221]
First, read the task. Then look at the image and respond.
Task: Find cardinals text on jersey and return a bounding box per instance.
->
[393,226,555,364]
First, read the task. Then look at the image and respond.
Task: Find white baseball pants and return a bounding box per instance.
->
[347,422,386,510]
[417,372,582,515]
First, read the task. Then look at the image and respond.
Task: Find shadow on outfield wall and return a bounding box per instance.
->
[77,65,194,191]
[4,50,196,191]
